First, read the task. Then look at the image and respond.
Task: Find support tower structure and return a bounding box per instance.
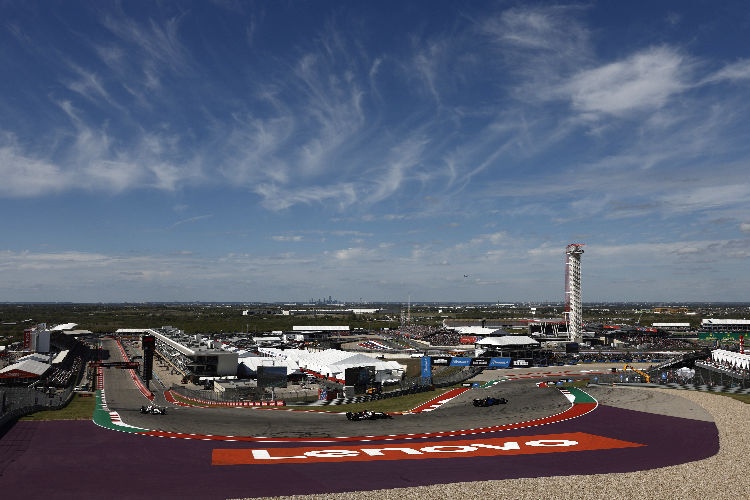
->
[565,243,585,343]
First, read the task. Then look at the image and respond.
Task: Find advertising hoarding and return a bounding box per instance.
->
[258,365,288,389]
[421,356,431,380]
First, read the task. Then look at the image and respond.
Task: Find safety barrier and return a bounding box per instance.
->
[114,339,154,400]
[167,388,284,407]
[0,385,76,429]
[0,345,88,429]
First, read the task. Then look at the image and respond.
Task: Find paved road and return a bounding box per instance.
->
[0,393,718,499]
[0,343,720,499]
[103,340,711,439]
[99,339,579,437]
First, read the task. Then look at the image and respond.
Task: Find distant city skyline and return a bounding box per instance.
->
[1,1,749,303]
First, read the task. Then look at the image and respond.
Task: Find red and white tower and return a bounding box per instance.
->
[565,243,585,342]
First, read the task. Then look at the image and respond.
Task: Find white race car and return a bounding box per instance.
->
[140,405,167,415]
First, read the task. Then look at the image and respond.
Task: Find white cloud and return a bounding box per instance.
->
[0,141,70,197]
[171,215,213,229]
[0,250,113,271]
[255,183,357,211]
[62,62,114,106]
[563,46,690,117]
[485,5,589,56]
[411,40,446,104]
[462,232,509,248]
[704,59,750,84]
[660,184,750,214]
[589,240,750,259]
[333,247,370,260]
[101,13,190,79]
[366,137,428,204]
[271,235,304,242]
[479,4,592,91]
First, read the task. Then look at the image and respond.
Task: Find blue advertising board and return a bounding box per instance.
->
[489,357,511,368]
[450,357,472,366]
[421,356,432,380]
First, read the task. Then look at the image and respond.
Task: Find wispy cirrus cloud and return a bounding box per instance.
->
[271,235,303,242]
[3,2,750,307]
[254,182,358,211]
[99,11,191,87]
[170,214,213,229]
[703,59,750,84]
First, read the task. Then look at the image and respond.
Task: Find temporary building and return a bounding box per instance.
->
[475,336,539,346]
[0,358,51,379]
[712,349,750,370]
[257,348,404,383]
[238,353,301,376]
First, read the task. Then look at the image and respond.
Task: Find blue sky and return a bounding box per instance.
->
[1,1,750,303]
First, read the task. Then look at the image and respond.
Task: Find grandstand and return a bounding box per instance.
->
[698,349,750,377]
[474,336,546,366]
[116,327,238,378]
[701,319,750,332]
[0,354,52,382]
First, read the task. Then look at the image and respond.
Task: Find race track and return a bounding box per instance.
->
[0,341,721,499]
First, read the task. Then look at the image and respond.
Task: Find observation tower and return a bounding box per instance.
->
[565,243,585,342]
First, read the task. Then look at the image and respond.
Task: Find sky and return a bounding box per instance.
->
[1,1,750,303]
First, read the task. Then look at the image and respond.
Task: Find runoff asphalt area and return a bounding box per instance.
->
[0,344,720,499]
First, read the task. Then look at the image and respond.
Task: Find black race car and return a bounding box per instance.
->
[140,404,167,415]
[472,397,508,407]
[346,410,393,421]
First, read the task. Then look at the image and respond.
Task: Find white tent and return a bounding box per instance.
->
[257,348,404,382]
[453,326,507,336]
[238,354,300,374]
[712,349,750,369]
[475,336,538,346]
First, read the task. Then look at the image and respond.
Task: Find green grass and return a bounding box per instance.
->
[284,387,462,413]
[170,385,464,413]
[710,392,750,404]
[169,392,249,407]
[170,384,467,413]
[562,380,590,388]
[20,393,96,421]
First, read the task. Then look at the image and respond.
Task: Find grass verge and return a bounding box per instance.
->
[169,392,238,407]
[709,392,750,405]
[20,393,96,421]
[169,385,468,413]
[284,387,464,413]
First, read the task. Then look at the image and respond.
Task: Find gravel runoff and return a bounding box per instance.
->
[245,389,750,500]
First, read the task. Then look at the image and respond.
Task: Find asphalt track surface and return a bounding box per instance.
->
[0,340,720,499]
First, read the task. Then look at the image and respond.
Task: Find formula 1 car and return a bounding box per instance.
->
[472,397,508,407]
[140,404,167,415]
[346,410,393,421]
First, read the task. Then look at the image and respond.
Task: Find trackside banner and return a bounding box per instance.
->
[421,356,431,380]
[489,357,511,368]
[211,432,643,465]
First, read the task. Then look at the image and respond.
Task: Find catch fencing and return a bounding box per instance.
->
[690,364,748,389]
[399,366,484,390]
[169,366,483,405]
[581,365,748,390]
[0,385,76,429]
